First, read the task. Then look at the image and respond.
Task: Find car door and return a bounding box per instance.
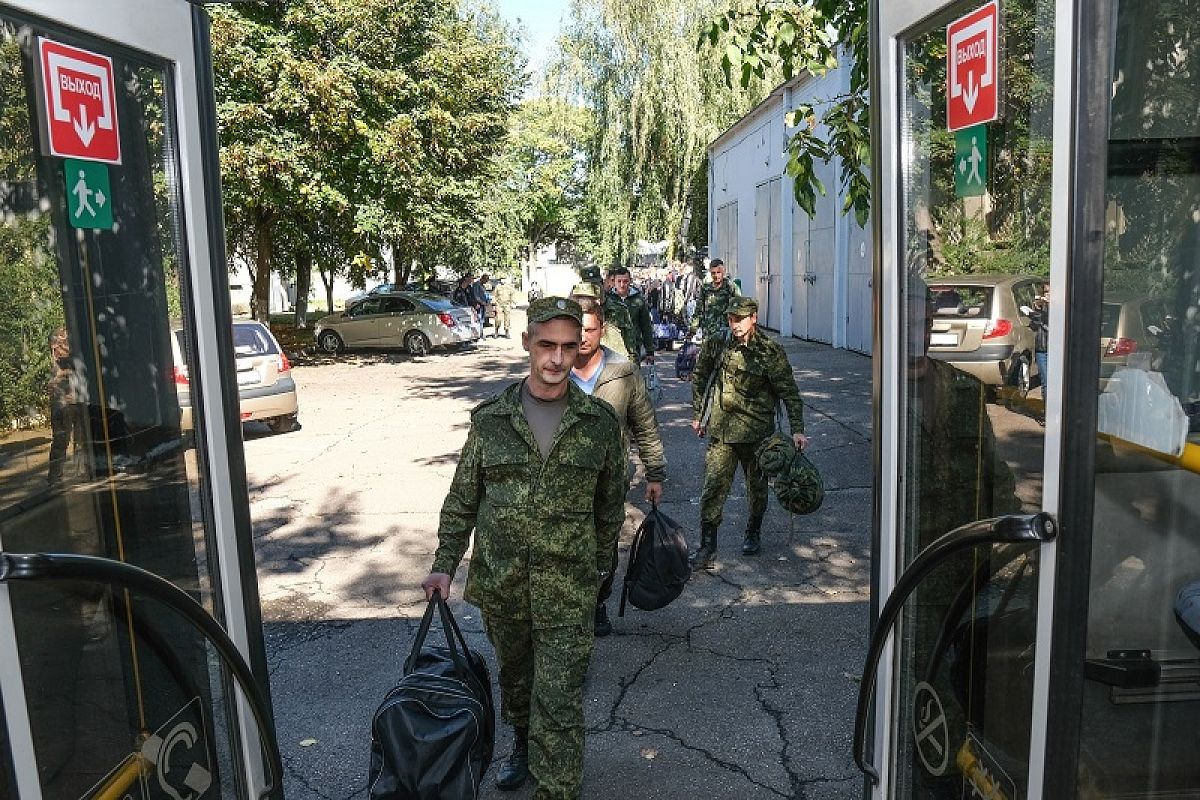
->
[339,296,385,347]
[379,295,418,346]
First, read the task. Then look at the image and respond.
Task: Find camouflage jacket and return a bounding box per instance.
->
[606,288,655,358]
[590,346,666,483]
[492,282,516,308]
[433,380,627,628]
[692,329,804,444]
[692,280,740,337]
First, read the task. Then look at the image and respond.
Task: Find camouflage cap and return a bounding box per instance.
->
[727,296,759,317]
[527,296,583,325]
[569,282,600,299]
[579,264,603,285]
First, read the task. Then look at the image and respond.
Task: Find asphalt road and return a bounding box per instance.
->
[243,317,878,799]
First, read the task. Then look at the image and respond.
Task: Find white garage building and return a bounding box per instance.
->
[708,63,872,354]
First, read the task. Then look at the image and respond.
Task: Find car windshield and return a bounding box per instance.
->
[929,285,993,318]
[232,323,278,356]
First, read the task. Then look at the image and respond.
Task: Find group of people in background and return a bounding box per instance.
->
[423,256,808,799]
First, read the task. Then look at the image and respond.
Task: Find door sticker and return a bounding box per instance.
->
[64,158,113,229]
[958,732,1018,800]
[141,698,214,800]
[36,38,122,163]
[913,681,951,776]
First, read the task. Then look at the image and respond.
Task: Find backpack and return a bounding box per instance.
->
[369,592,495,800]
[619,505,691,615]
[675,340,700,380]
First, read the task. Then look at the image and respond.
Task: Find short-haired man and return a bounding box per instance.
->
[570,282,627,357]
[689,296,806,568]
[605,266,656,364]
[570,297,666,635]
[422,297,627,798]
[691,259,740,339]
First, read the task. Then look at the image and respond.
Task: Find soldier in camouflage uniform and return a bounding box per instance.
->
[570,283,628,357]
[689,296,807,567]
[691,259,741,339]
[423,297,627,799]
[606,266,656,363]
[492,278,516,338]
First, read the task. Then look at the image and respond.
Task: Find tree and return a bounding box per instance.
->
[553,0,775,266]
[699,0,870,225]
[502,97,591,274]
[211,0,523,323]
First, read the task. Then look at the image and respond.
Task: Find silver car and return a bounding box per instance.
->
[174,320,300,433]
[314,291,480,356]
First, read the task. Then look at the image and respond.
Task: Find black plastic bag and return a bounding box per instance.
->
[620,505,691,615]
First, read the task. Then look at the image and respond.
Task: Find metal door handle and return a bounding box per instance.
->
[851,513,1056,784]
[1,551,285,799]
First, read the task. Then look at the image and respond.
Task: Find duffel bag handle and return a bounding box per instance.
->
[404,589,474,681]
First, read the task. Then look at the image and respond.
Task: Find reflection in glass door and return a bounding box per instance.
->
[891,0,1056,797]
[1073,0,1200,794]
[0,11,240,797]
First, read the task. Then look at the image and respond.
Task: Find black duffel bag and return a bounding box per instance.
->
[619,504,690,615]
[368,591,495,800]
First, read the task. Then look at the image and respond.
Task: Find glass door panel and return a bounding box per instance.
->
[0,10,240,796]
[892,0,1057,797]
[1079,0,1200,794]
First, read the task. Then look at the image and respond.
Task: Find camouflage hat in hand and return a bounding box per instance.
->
[727,296,759,317]
[527,296,584,325]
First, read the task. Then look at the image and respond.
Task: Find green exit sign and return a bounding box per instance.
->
[64,158,113,229]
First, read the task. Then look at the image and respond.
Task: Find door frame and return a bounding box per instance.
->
[868,0,1085,796]
[0,1,269,796]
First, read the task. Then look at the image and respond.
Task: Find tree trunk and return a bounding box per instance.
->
[294,250,312,327]
[318,263,334,316]
[391,238,411,287]
[252,208,273,323]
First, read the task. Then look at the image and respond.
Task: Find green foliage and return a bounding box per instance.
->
[553,0,775,266]
[700,0,870,226]
[0,215,60,423]
[209,0,523,320]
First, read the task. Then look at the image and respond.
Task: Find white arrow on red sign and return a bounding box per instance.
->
[946,1,1000,132]
[37,38,122,164]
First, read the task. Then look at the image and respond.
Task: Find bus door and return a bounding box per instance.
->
[0,1,275,797]
[859,0,1200,797]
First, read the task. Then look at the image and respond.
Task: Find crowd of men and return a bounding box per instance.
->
[422,259,808,800]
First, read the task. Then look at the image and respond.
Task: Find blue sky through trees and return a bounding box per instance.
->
[494,0,570,70]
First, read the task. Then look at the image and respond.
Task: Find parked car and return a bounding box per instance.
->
[926,274,1045,389]
[314,291,480,355]
[173,320,299,434]
[1100,294,1168,381]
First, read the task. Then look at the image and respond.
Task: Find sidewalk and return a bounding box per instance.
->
[258,332,873,800]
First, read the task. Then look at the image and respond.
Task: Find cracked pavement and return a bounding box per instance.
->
[245,315,872,799]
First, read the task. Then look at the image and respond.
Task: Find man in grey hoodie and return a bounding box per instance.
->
[570,297,666,636]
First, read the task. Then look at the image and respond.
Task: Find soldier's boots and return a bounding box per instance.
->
[594,602,612,637]
[689,523,719,571]
[495,726,529,791]
[741,514,764,556]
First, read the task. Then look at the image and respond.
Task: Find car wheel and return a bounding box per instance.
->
[268,414,299,434]
[318,331,344,354]
[405,331,432,356]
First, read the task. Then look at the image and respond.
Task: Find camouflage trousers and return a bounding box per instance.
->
[699,439,769,527]
[484,615,594,800]
[495,306,512,334]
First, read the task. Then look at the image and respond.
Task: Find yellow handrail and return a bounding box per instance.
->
[1098,432,1200,476]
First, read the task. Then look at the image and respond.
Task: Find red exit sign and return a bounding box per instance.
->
[37,38,122,164]
[947,1,1000,132]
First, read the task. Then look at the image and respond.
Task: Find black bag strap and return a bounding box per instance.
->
[405,589,473,680]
